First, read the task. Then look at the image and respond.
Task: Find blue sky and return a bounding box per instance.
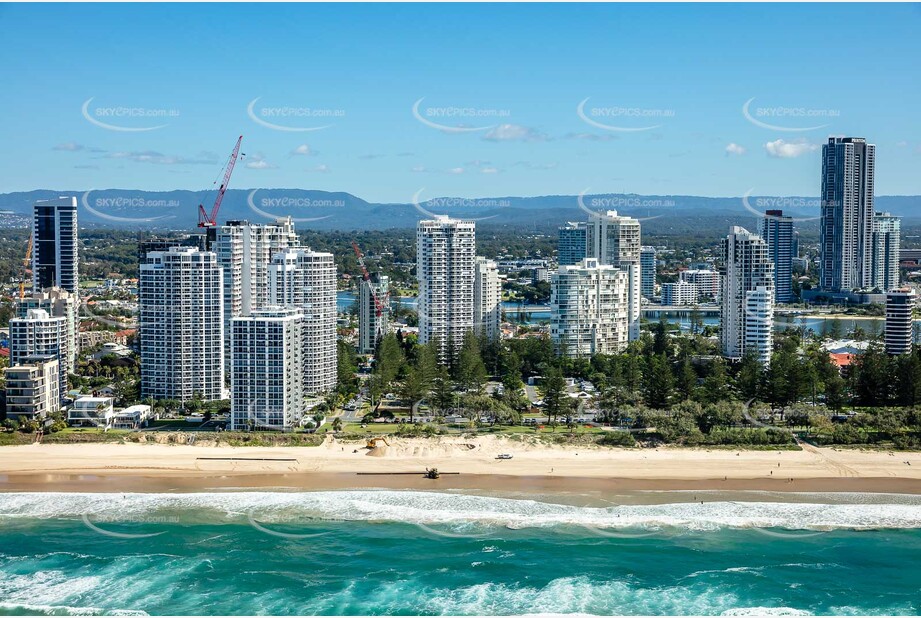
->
[2,3,920,202]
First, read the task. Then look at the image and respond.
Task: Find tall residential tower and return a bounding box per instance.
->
[819,137,876,292]
[416,217,476,358]
[720,226,775,365]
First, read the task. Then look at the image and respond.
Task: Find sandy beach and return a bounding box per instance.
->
[1,435,920,495]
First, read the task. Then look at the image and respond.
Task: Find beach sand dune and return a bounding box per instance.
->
[0,435,919,496]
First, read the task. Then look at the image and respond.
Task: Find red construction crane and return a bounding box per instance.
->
[351,241,388,319]
[197,135,243,248]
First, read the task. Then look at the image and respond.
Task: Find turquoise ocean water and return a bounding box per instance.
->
[1,490,921,616]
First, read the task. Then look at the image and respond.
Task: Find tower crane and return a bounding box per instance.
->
[19,234,33,300]
[351,241,390,341]
[197,135,244,249]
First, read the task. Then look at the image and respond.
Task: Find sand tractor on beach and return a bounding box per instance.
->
[365,437,390,449]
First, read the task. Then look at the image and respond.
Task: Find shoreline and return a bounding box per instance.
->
[1,436,920,497]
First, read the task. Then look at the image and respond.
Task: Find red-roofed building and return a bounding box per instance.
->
[829,352,856,376]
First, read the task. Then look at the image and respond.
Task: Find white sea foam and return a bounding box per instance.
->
[2,490,921,531]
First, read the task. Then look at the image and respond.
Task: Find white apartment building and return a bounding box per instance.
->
[416,217,476,359]
[872,212,901,292]
[680,269,722,300]
[139,246,225,402]
[4,357,59,421]
[585,210,642,340]
[68,395,116,428]
[720,226,775,365]
[661,281,699,306]
[17,287,78,377]
[214,218,299,367]
[744,286,774,366]
[231,306,304,430]
[551,258,630,358]
[474,257,502,340]
[269,249,337,394]
[9,309,67,402]
[359,274,390,355]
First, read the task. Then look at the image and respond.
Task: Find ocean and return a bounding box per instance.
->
[1,490,920,616]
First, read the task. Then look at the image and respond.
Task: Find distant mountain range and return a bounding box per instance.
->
[1,189,919,234]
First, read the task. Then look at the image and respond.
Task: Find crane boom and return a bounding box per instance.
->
[19,234,33,300]
[351,241,387,318]
[198,135,243,228]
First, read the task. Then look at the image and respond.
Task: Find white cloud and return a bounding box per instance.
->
[108,150,218,165]
[480,167,499,174]
[764,138,819,158]
[725,143,746,156]
[307,164,331,173]
[562,132,619,142]
[512,161,558,171]
[896,140,909,148]
[448,167,464,175]
[290,144,314,156]
[411,166,427,173]
[483,124,546,142]
[54,142,84,151]
[245,153,277,169]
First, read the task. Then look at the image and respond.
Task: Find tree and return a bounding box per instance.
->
[399,367,427,422]
[735,352,763,401]
[540,370,571,426]
[456,332,487,393]
[675,359,697,402]
[851,341,891,406]
[331,417,343,432]
[643,353,674,409]
[699,359,728,404]
[429,365,455,415]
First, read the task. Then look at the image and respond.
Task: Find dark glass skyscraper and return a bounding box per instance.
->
[33,197,78,296]
[819,137,875,292]
[759,210,794,303]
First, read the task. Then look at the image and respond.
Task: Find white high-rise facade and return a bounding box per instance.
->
[17,287,78,378]
[474,257,502,340]
[640,246,657,299]
[585,211,641,340]
[139,246,224,402]
[9,308,67,401]
[661,281,699,306]
[215,218,299,366]
[551,258,629,358]
[720,226,775,365]
[680,269,722,300]
[231,306,304,430]
[871,212,901,292]
[358,274,390,355]
[416,217,476,359]
[269,249,337,394]
[4,358,60,421]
